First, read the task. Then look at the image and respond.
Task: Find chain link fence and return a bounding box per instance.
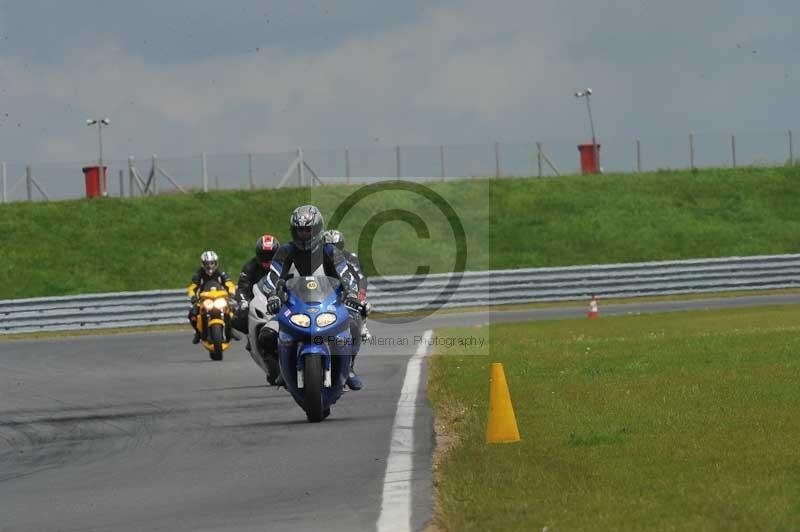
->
[2,130,797,203]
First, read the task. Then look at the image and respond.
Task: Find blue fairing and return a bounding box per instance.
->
[277,276,353,412]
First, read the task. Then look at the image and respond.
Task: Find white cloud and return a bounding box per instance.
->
[0,0,797,167]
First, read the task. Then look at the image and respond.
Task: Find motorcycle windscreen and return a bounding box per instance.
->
[286,276,340,304]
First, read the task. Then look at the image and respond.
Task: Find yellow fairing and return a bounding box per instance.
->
[203,340,230,351]
[200,288,230,300]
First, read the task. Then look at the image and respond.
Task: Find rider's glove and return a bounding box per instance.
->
[267,295,281,315]
[345,293,367,317]
[190,295,199,305]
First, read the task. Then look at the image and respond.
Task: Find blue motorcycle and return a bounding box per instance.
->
[275,276,354,422]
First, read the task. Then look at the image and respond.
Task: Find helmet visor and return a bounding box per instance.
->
[295,226,315,240]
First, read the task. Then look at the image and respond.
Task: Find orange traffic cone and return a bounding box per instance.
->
[588,295,599,319]
[486,363,521,444]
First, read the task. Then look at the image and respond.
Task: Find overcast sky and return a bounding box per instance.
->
[0,0,797,164]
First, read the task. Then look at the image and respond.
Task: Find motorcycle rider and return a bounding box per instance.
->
[187,251,236,344]
[261,205,367,390]
[233,234,280,337]
[322,229,371,341]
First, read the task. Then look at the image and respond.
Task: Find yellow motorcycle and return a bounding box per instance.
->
[196,281,234,361]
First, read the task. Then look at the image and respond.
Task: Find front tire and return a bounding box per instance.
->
[210,324,224,361]
[303,355,324,422]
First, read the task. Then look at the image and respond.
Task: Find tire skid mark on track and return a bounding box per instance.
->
[0,411,155,483]
[0,388,302,484]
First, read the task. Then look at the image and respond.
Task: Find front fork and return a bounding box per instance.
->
[203,310,233,341]
[295,347,332,389]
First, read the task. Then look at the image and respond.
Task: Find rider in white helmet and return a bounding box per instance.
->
[322,229,371,341]
[187,250,235,344]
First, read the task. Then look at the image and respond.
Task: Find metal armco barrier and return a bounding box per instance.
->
[2,254,798,334]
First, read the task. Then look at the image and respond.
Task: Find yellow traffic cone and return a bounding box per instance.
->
[486,362,521,443]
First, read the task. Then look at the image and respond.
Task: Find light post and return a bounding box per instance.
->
[574,88,600,173]
[86,118,110,195]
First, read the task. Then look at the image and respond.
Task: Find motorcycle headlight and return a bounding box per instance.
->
[316,313,337,327]
[213,297,228,310]
[290,314,311,327]
[202,299,215,310]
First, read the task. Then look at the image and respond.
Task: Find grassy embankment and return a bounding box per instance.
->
[428,304,800,531]
[0,166,798,299]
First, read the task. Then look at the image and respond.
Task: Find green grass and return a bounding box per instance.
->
[428,304,800,531]
[1,166,799,299]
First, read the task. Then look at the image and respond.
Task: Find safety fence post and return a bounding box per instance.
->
[248,153,255,190]
[201,152,208,192]
[151,155,159,195]
[128,157,136,197]
[536,143,543,177]
[636,138,642,173]
[345,147,351,185]
[494,141,501,178]
[298,148,306,187]
[440,145,446,181]
[26,165,32,201]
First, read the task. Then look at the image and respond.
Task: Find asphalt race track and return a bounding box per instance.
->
[1,293,797,532]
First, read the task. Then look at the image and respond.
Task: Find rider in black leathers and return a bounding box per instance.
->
[232,234,280,335]
[323,229,371,340]
[261,205,367,390]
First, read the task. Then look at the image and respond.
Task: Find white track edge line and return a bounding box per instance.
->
[376,329,434,532]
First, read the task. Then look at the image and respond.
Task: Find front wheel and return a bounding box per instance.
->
[209,324,224,361]
[303,355,324,422]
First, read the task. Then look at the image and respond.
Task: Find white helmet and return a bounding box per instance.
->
[323,229,344,250]
[200,251,219,275]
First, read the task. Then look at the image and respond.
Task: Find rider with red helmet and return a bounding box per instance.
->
[232,234,280,334]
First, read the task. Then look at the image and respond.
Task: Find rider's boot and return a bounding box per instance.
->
[345,355,363,390]
[192,330,201,344]
[347,317,364,390]
[259,326,282,386]
[346,369,363,390]
[361,323,372,342]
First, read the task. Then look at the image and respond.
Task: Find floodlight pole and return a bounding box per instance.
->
[575,89,600,173]
[87,118,110,195]
[97,121,104,171]
[584,93,598,165]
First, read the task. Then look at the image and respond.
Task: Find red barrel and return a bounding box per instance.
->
[82,166,107,198]
[578,144,601,174]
